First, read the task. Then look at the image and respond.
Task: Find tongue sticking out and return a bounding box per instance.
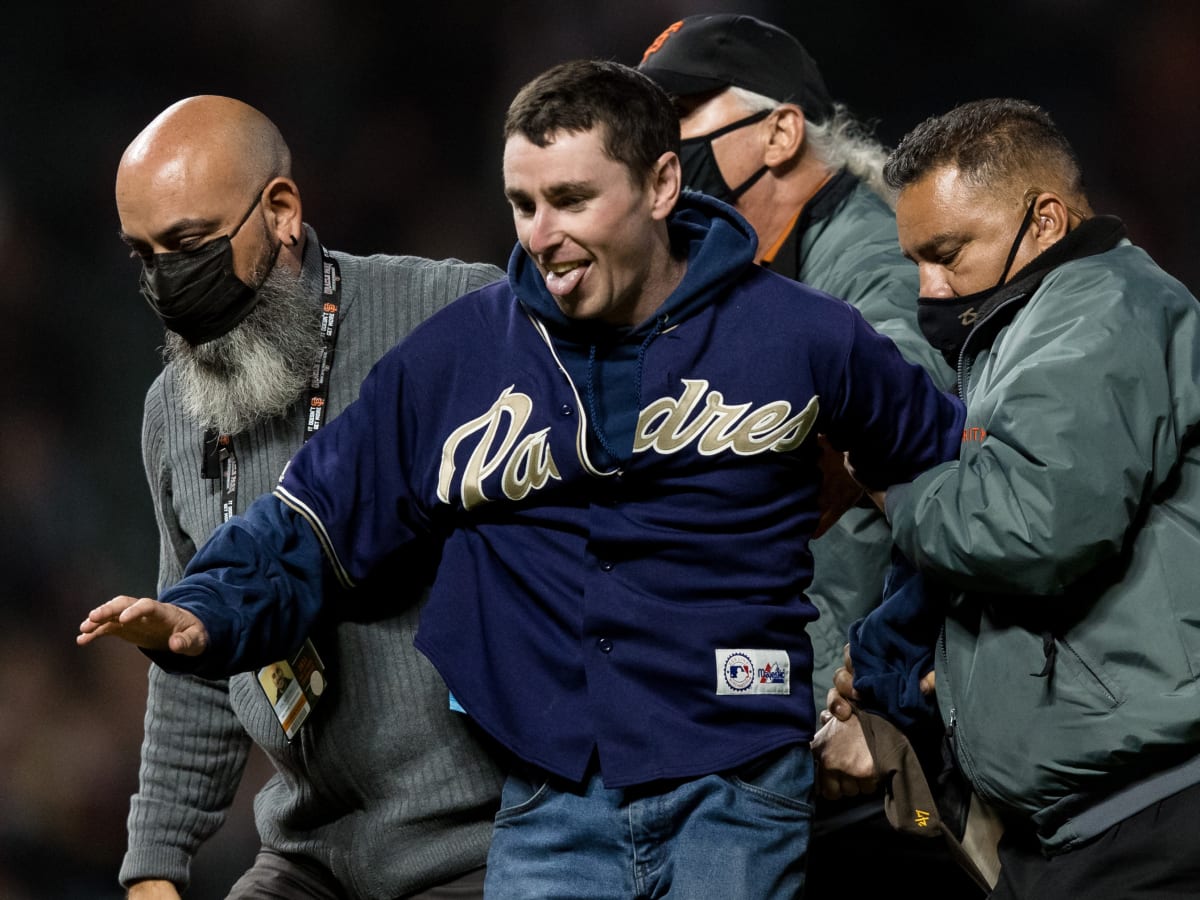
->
[544,263,587,297]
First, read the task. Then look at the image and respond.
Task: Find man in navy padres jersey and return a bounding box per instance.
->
[82,60,964,899]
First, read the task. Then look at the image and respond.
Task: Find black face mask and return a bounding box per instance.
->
[678,109,772,206]
[917,200,1038,371]
[139,190,276,345]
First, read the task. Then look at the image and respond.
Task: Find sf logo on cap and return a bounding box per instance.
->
[641,20,682,62]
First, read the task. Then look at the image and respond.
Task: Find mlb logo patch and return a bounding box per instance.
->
[716,649,791,695]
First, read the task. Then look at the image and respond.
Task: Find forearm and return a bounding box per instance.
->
[886,451,1130,595]
[151,494,328,679]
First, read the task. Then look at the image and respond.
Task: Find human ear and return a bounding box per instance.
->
[650,151,681,221]
[763,104,805,168]
[262,177,303,246]
[1032,192,1069,248]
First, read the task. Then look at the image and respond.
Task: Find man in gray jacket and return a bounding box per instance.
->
[113,95,504,899]
[827,97,1200,898]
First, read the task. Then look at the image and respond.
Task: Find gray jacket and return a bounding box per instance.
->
[887,225,1200,853]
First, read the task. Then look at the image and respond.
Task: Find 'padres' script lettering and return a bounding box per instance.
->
[634,379,819,456]
[438,386,561,510]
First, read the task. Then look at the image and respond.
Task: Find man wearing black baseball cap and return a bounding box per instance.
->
[641,14,979,899]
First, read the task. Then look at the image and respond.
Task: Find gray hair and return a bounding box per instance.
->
[727,86,895,206]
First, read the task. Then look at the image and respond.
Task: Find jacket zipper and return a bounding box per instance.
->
[955,290,1032,400]
[939,625,996,806]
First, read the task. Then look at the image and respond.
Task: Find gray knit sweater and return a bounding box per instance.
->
[119,226,507,898]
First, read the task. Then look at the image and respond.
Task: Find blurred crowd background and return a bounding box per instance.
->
[2,1,1197,897]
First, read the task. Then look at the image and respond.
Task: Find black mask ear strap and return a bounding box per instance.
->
[687,108,773,143]
[727,164,770,202]
[995,200,1039,288]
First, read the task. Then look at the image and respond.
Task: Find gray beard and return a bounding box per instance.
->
[164,264,323,436]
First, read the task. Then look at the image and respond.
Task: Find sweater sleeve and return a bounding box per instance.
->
[120,668,252,890]
[121,383,252,889]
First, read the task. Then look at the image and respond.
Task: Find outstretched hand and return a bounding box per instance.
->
[77,596,208,655]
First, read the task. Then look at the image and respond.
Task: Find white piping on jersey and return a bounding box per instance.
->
[274,485,356,590]
[526,312,622,479]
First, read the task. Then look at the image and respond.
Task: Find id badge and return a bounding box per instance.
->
[256,638,327,740]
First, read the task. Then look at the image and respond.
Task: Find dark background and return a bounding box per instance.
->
[2,1,1197,897]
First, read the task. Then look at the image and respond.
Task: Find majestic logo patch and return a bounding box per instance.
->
[716,649,791,696]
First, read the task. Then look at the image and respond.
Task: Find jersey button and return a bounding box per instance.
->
[600,561,613,572]
[560,404,573,416]
[598,638,613,653]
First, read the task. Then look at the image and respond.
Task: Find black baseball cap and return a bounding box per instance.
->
[639,14,834,123]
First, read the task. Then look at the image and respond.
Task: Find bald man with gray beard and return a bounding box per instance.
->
[113,95,505,900]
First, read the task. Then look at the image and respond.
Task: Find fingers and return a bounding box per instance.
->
[841,451,859,484]
[833,665,858,699]
[827,666,859,722]
[79,595,144,631]
[811,712,879,801]
[818,769,879,800]
[116,596,169,626]
[919,668,937,695]
[825,684,852,722]
[814,730,879,799]
[77,596,146,645]
[167,622,209,656]
[76,596,208,654]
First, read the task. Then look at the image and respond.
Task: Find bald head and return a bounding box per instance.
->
[119,95,290,206]
[117,95,304,284]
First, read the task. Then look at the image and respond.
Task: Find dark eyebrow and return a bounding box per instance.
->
[117,217,223,251]
[504,181,595,204]
[545,181,594,200]
[910,230,965,261]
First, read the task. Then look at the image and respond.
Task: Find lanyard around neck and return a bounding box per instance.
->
[201,249,343,522]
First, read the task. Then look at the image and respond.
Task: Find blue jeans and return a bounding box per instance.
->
[484,744,813,899]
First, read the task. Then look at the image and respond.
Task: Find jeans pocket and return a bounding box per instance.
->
[729,744,814,815]
[494,769,552,823]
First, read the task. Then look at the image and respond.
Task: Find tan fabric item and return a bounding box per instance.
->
[858,709,1004,892]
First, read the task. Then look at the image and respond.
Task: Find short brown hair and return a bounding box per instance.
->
[504,59,680,184]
